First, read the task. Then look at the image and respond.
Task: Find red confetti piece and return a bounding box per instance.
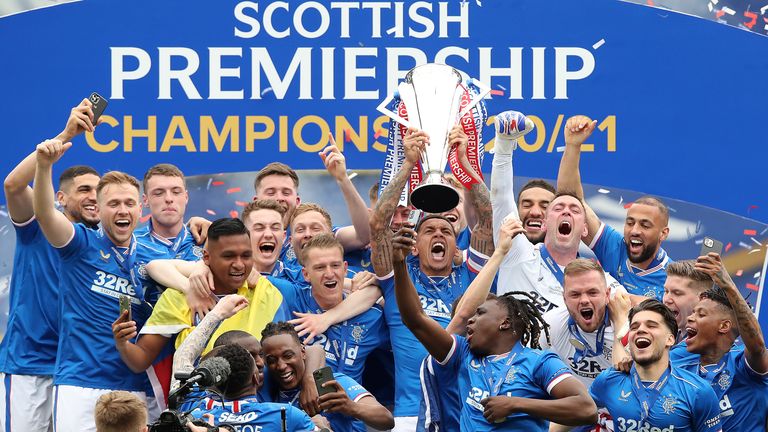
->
[212,181,225,186]
[736,269,743,277]
[226,187,241,194]
[140,214,151,223]
[490,89,504,96]
[715,10,725,19]
[229,210,239,218]
[344,129,351,142]
[235,201,249,207]
[744,229,757,236]
[206,209,216,215]
[374,130,382,139]
[746,283,760,291]
[725,242,732,252]
[623,203,633,209]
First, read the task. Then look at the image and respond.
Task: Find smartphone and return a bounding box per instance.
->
[119,295,132,321]
[407,209,423,227]
[313,366,335,397]
[700,237,724,257]
[89,92,108,123]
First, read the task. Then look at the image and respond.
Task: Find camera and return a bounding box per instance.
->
[148,410,195,432]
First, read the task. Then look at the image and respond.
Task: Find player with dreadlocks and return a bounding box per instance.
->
[391,223,596,430]
[496,291,551,348]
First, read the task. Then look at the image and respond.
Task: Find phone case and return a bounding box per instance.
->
[89,92,108,123]
[313,366,335,397]
[700,237,724,257]
[119,295,132,320]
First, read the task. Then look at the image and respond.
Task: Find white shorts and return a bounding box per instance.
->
[0,373,54,432]
[52,385,146,432]
[392,416,417,432]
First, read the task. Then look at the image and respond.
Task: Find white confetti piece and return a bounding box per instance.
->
[598,188,610,194]
[556,146,566,153]
[722,6,736,15]
[739,241,751,249]
[750,237,762,246]
[261,87,273,96]
[0,210,7,217]
[206,178,212,190]
[755,272,762,279]
[694,239,703,245]
[749,249,761,254]
[496,84,507,91]
[592,39,606,50]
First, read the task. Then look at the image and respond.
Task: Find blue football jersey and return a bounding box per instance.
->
[418,355,460,432]
[345,247,373,274]
[379,259,478,417]
[589,365,722,432]
[275,372,370,432]
[135,222,203,304]
[270,278,387,383]
[190,395,316,431]
[456,226,471,251]
[0,218,62,375]
[438,336,572,431]
[53,223,152,391]
[281,226,341,271]
[590,223,671,300]
[675,346,765,432]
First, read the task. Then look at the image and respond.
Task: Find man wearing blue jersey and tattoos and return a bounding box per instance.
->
[390,225,597,431]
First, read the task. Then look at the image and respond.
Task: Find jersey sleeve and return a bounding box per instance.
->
[335,373,371,402]
[288,405,318,431]
[57,223,89,261]
[140,288,191,337]
[533,350,573,394]
[588,370,608,408]
[12,216,43,244]
[588,223,624,271]
[490,151,517,248]
[376,272,395,299]
[692,385,722,432]
[268,276,303,312]
[435,335,470,372]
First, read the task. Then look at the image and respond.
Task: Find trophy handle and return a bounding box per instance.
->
[376,94,413,129]
[456,78,492,120]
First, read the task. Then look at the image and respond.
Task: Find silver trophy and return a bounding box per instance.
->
[377,63,490,213]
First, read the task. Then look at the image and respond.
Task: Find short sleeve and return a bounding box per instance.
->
[693,386,722,432]
[435,335,470,372]
[377,272,395,299]
[57,223,89,261]
[589,223,624,271]
[12,217,42,244]
[589,371,608,408]
[335,373,371,402]
[533,350,573,394]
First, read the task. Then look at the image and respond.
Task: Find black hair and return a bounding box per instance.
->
[517,179,555,203]
[628,299,678,337]
[214,330,256,348]
[215,344,255,398]
[496,291,550,349]
[261,321,302,346]
[700,287,738,337]
[59,165,99,188]
[415,214,456,235]
[208,218,249,242]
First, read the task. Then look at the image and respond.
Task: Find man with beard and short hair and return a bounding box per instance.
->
[490,110,555,246]
[589,300,722,432]
[675,253,768,431]
[0,99,101,432]
[558,115,672,300]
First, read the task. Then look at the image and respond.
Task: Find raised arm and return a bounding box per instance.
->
[392,226,454,361]
[608,290,632,371]
[447,218,525,334]
[696,253,768,374]
[111,311,169,373]
[450,126,494,257]
[321,135,371,251]
[557,116,601,244]
[32,140,75,247]
[369,127,425,276]
[144,259,217,319]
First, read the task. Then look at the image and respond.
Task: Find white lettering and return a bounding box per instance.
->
[233,1,260,38]
[344,47,379,99]
[110,47,151,99]
[554,47,595,99]
[158,47,202,100]
[294,2,331,38]
[209,47,244,99]
[250,47,312,99]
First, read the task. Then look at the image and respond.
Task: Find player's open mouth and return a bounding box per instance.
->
[259,242,276,254]
[629,238,644,253]
[580,308,594,321]
[685,327,698,342]
[83,204,97,213]
[431,242,446,260]
[279,370,295,383]
[323,280,338,290]
[558,220,572,236]
[115,219,131,228]
[634,337,652,349]
[525,219,543,230]
[229,271,245,279]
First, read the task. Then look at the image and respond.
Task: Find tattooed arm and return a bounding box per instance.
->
[171,295,249,388]
[370,127,425,277]
[696,253,768,374]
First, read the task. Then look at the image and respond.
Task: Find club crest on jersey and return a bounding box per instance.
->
[717,372,731,391]
[661,396,678,414]
[351,325,364,343]
[137,263,148,278]
[644,288,658,298]
[285,245,296,261]
[603,347,613,362]
[192,245,204,258]
[99,249,111,261]
[504,366,517,383]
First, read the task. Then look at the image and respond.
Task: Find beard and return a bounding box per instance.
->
[631,345,664,367]
[525,230,546,245]
[627,239,659,264]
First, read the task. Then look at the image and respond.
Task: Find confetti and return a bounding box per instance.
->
[206,209,216,216]
[592,39,606,50]
[140,214,151,223]
[206,178,212,190]
[229,210,239,218]
[345,129,352,142]
[618,196,624,205]
[496,84,507,91]
[751,237,762,247]
[695,220,701,233]
[744,229,757,236]
[261,87,273,96]
[762,227,768,235]
[624,203,633,209]
[373,129,383,140]
[358,42,364,47]
[386,26,397,35]
[668,207,677,213]
[235,201,249,207]
[746,283,760,291]
[739,241,751,249]
[348,172,358,180]
[736,269,743,277]
[0,210,7,217]
[597,188,610,194]
[755,272,762,279]
[749,249,761,254]
[226,187,241,194]
[490,89,504,96]
[725,242,732,252]
[694,239,703,245]
[556,146,566,153]
[212,181,225,187]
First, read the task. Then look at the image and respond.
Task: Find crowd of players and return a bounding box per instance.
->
[0,98,765,432]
